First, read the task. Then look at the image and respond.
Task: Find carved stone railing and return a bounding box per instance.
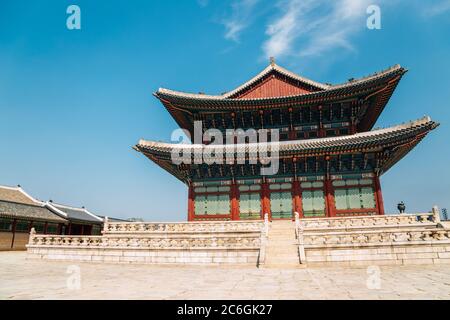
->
[302,228,450,248]
[103,220,264,234]
[299,212,437,231]
[27,233,261,250]
[294,212,306,264]
[257,213,270,266]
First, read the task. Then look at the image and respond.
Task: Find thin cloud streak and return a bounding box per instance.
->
[222,0,260,42]
[262,0,373,59]
[423,0,450,16]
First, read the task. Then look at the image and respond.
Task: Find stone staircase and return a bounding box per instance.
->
[265,220,300,268]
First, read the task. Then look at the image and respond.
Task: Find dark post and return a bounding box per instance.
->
[397,201,406,214]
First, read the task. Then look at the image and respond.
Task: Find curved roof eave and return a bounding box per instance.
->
[136,116,436,155]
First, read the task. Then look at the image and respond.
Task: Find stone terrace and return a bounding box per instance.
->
[1,252,450,300]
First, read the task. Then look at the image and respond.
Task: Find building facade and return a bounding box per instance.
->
[0,186,68,250]
[135,61,438,221]
[0,185,104,250]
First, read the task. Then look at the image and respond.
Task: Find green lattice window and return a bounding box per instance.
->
[302,190,326,217]
[334,187,376,210]
[239,193,261,220]
[15,220,30,233]
[0,218,13,232]
[194,195,230,215]
[46,223,58,234]
[270,192,292,219]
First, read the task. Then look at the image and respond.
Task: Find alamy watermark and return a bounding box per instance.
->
[170,121,280,176]
[66,265,81,290]
[367,4,382,30]
[66,5,81,30]
[366,265,381,290]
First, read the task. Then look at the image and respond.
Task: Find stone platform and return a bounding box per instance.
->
[26,208,450,267]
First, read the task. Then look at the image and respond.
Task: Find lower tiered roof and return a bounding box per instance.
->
[134,117,438,183]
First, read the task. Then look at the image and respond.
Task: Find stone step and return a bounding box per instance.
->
[268,240,296,244]
[266,259,299,264]
[265,221,299,267]
[268,236,296,240]
[266,245,297,249]
[263,263,304,269]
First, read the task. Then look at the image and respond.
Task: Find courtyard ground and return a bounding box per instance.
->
[0,251,449,300]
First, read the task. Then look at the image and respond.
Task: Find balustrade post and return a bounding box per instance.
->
[264,213,269,236]
[297,222,306,264]
[432,205,441,223]
[28,227,36,245]
[102,216,109,235]
[294,212,300,238]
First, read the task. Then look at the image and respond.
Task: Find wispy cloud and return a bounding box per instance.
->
[219,0,449,59]
[222,0,260,42]
[197,0,209,8]
[423,0,450,16]
[262,0,373,59]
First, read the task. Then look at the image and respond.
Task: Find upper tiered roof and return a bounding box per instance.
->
[154,61,406,134]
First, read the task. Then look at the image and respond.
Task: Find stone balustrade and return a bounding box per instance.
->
[28,234,261,250]
[103,220,264,234]
[299,213,437,232]
[303,228,450,248]
[295,207,450,266]
[27,221,265,265]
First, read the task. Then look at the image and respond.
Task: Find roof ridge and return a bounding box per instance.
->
[50,202,88,211]
[0,184,44,205]
[0,198,46,208]
[155,64,405,102]
[49,202,103,222]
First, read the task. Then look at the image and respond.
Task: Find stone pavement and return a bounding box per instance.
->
[1,252,450,300]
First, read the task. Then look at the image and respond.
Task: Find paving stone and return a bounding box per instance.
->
[1,252,450,300]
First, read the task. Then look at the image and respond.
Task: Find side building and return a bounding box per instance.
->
[0,185,105,250]
[0,185,67,250]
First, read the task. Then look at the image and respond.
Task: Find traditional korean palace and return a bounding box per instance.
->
[135,60,438,221]
[0,185,104,250]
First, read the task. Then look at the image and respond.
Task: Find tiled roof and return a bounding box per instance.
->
[47,203,103,224]
[0,185,41,206]
[135,116,438,181]
[154,64,405,107]
[0,200,68,223]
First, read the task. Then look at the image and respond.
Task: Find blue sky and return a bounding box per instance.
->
[0,0,449,220]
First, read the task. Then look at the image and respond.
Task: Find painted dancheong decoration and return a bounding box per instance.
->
[134,59,438,221]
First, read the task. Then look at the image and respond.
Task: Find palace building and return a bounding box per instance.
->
[134,60,438,221]
[0,185,104,250]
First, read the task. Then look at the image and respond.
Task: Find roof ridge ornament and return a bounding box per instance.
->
[270,56,275,66]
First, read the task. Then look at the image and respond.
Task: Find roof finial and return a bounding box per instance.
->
[270,56,275,66]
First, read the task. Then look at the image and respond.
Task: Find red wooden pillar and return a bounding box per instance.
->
[374,176,385,215]
[187,184,195,221]
[261,182,271,221]
[231,183,240,220]
[292,180,303,218]
[325,179,336,217]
